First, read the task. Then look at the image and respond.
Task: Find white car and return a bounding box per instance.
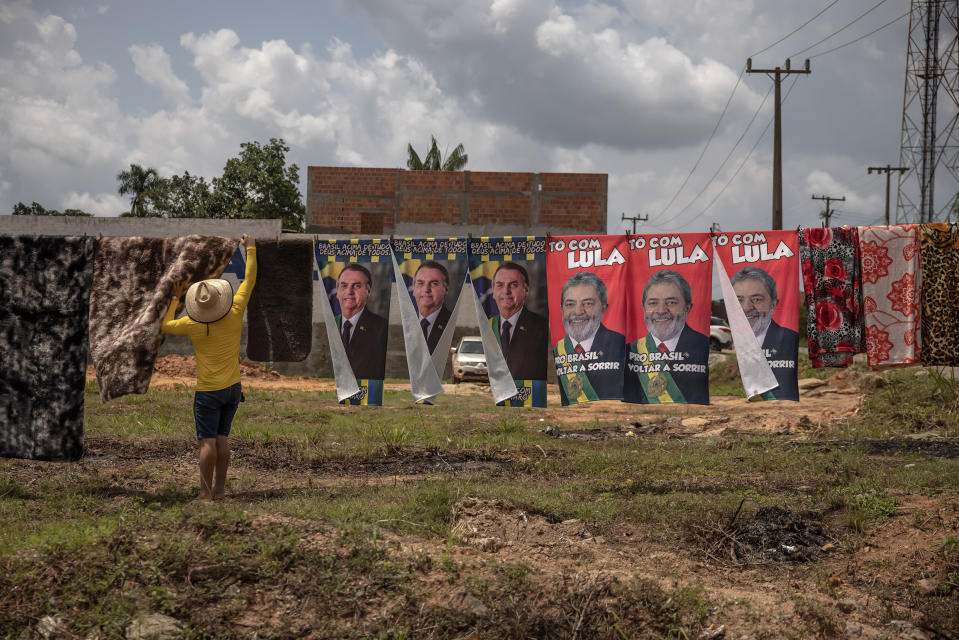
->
[710,316,733,351]
[450,336,488,383]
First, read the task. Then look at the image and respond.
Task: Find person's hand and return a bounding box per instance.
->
[172,282,189,298]
[242,233,255,248]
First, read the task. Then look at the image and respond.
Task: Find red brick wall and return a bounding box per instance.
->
[307,166,606,234]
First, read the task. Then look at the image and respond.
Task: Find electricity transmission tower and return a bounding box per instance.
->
[897,0,959,223]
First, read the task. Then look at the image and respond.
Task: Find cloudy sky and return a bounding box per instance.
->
[0,0,940,233]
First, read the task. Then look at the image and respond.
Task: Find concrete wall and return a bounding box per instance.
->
[0,215,281,238]
[307,167,608,236]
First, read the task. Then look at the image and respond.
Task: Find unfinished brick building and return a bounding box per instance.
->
[306,167,607,235]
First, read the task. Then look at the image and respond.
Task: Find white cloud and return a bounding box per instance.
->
[129,43,191,105]
[354,0,762,150]
[804,169,884,225]
[62,191,126,217]
[0,2,129,212]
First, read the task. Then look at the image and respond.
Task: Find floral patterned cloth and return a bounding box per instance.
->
[919,223,959,366]
[800,226,864,367]
[858,225,921,368]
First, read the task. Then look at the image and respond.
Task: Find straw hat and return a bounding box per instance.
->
[184,279,234,324]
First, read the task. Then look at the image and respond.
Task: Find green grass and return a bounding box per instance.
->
[3,372,958,637]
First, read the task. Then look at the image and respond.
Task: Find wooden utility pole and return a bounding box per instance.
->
[812,194,845,227]
[747,58,811,230]
[868,165,908,225]
[621,212,648,234]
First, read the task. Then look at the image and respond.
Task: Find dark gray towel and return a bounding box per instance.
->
[89,235,238,401]
[246,238,313,362]
[0,235,95,461]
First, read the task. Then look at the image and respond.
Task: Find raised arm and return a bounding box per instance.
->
[233,234,257,312]
[161,282,192,335]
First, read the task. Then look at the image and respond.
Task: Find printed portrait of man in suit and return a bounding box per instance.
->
[413,260,453,354]
[489,261,548,380]
[553,271,625,402]
[731,265,799,400]
[625,269,710,405]
[336,264,388,379]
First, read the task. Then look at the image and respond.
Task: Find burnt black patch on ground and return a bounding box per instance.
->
[727,506,828,563]
[541,424,639,440]
[695,506,830,565]
[81,436,510,476]
[799,438,959,458]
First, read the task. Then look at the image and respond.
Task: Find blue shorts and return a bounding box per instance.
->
[194,382,243,440]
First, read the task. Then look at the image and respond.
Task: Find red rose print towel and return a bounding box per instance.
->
[919,223,959,366]
[858,225,921,368]
[799,227,864,367]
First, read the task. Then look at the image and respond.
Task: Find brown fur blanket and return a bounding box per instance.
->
[89,235,238,401]
[246,238,314,362]
[0,236,95,461]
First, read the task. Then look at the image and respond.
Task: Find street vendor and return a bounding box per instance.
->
[161,233,257,501]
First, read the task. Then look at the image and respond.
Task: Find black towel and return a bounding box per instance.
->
[0,235,94,461]
[246,238,313,362]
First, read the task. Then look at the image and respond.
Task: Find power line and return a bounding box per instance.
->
[808,10,909,59]
[653,1,844,222]
[654,66,745,218]
[689,76,803,225]
[789,0,893,58]
[657,83,775,230]
[750,0,842,58]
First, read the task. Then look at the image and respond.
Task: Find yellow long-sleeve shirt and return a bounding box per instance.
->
[161,246,257,391]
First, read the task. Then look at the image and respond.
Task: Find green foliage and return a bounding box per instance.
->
[407,135,468,171]
[213,138,305,230]
[12,201,91,216]
[144,171,218,219]
[116,163,161,217]
[111,139,304,228]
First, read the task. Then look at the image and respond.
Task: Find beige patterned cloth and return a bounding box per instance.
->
[858,225,921,368]
[89,235,238,401]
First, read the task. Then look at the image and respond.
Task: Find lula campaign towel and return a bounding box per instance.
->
[858,225,921,368]
[89,235,238,401]
[800,226,864,368]
[246,238,313,362]
[919,223,959,366]
[0,236,95,461]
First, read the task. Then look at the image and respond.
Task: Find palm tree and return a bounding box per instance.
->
[407,136,468,171]
[116,164,161,217]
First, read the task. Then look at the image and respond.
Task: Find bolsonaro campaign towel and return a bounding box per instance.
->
[391,238,469,403]
[316,239,392,405]
[469,236,549,407]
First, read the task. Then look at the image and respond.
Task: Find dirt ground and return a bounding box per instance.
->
[90,355,863,434]
[72,356,957,638]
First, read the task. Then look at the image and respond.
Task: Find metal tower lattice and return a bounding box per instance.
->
[897,0,959,223]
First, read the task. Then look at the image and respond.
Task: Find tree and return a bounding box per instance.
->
[146,172,219,219]
[407,135,468,171]
[116,164,161,217]
[12,202,91,216]
[212,138,304,230]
